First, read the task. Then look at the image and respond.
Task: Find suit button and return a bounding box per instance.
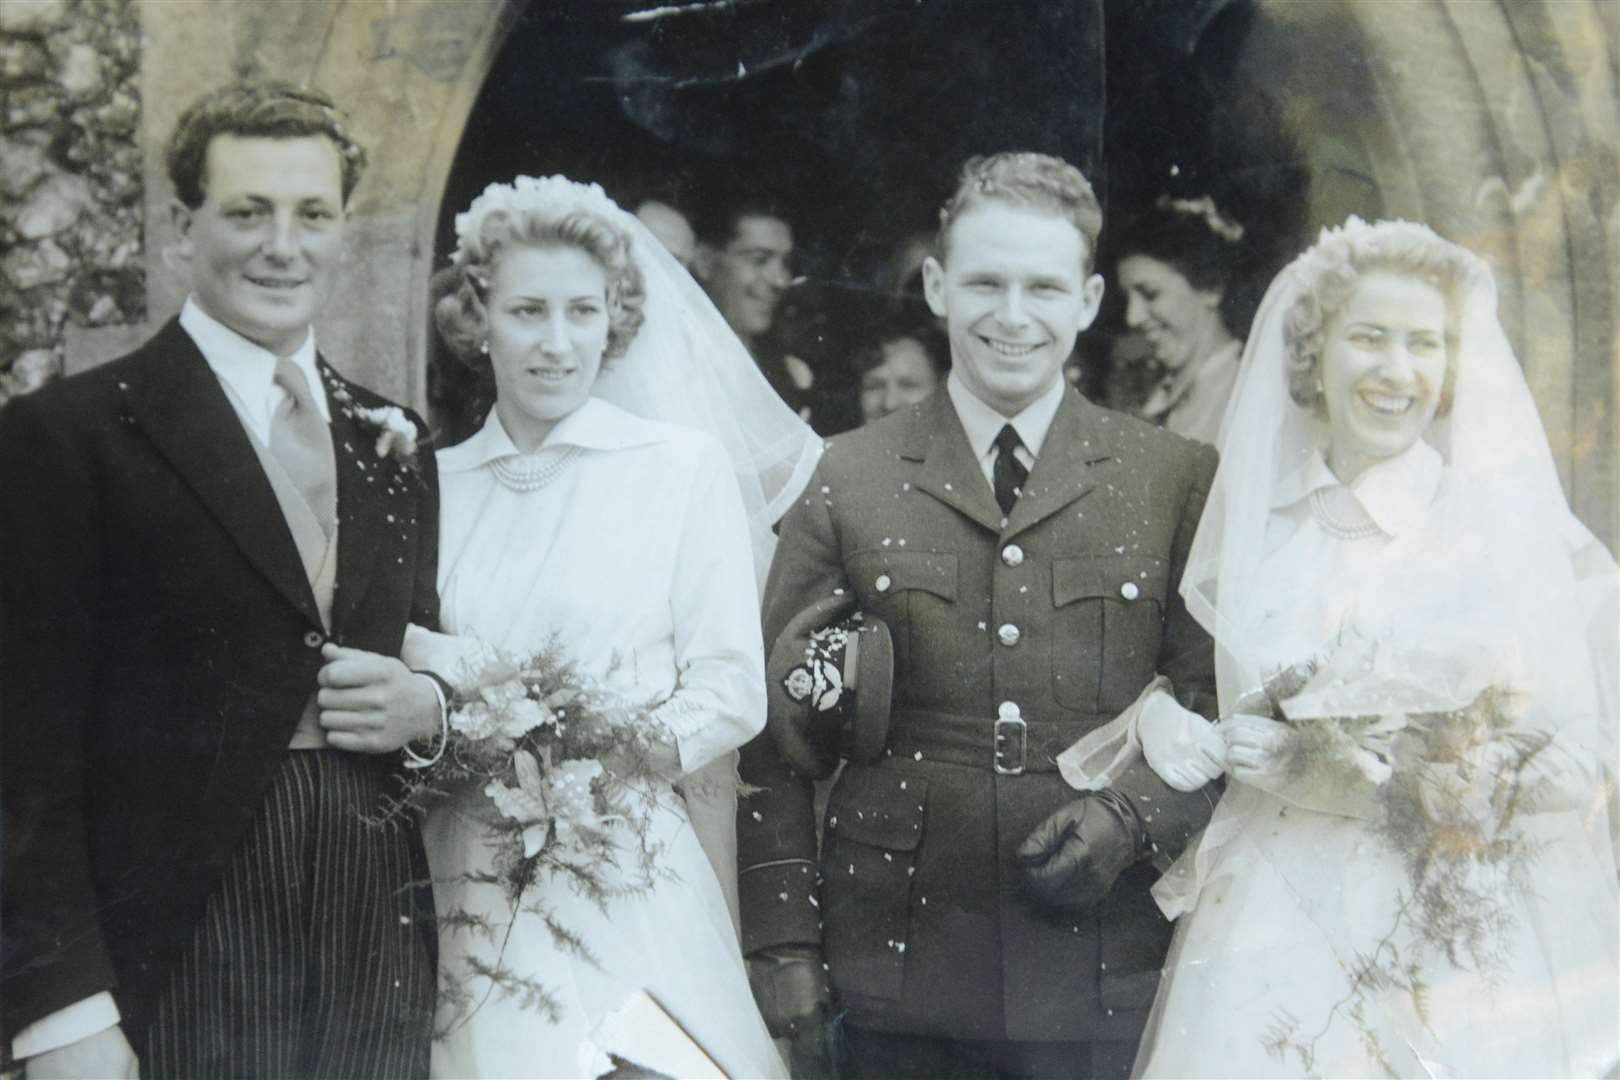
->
[998,701,1021,720]
[303,630,324,648]
[874,573,892,593]
[997,623,1021,647]
[1120,582,1140,601]
[1001,544,1025,567]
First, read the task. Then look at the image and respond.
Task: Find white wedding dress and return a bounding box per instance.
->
[421,400,786,1079]
[1133,442,1619,1078]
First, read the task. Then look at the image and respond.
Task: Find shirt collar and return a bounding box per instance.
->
[438,395,668,474]
[1274,438,1444,536]
[945,371,1067,461]
[179,297,329,424]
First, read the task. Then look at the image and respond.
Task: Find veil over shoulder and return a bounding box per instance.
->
[1137,218,1619,1078]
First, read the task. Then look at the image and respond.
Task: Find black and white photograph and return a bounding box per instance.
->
[1,1,1615,1077]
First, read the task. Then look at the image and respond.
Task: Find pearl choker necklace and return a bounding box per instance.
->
[490,446,583,493]
[1309,486,1381,540]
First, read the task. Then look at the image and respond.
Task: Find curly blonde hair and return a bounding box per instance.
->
[435,202,646,370]
[1283,219,1488,417]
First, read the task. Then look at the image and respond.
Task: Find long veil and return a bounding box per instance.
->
[1154,216,1619,1076]
[588,197,823,593]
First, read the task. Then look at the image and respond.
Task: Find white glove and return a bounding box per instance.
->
[1136,690,1226,792]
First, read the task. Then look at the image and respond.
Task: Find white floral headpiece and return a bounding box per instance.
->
[1158,194,1246,243]
[450,175,627,268]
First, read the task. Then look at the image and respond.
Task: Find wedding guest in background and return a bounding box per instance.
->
[0,80,445,1079]
[691,193,824,420]
[1091,218,1619,1076]
[856,315,948,425]
[1114,194,1249,444]
[738,152,1220,1080]
[634,196,698,269]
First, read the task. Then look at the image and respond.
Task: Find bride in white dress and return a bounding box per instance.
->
[403,177,817,1078]
[1068,219,1618,1077]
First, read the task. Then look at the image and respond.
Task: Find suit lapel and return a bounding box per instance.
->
[1003,388,1110,542]
[900,392,1004,534]
[320,359,386,635]
[122,319,323,627]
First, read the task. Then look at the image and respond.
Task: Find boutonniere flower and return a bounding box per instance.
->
[325,379,420,467]
[352,403,420,466]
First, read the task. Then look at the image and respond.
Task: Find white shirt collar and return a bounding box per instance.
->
[945,370,1067,464]
[1274,438,1444,536]
[179,298,329,443]
[438,396,668,474]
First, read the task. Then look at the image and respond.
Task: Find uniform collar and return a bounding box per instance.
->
[178,297,329,427]
[1275,438,1444,536]
[438,395,667,474]
[945,370,1067,462]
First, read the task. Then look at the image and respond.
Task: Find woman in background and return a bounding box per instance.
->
[1115,195,1248,444]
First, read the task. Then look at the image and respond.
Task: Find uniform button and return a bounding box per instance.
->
[998,701,1022,720]
[875,573,892,593]
[1001,543,1025,567]
[303,630,324,648]
[997,623,1021,647]
[1120,582,1140,601]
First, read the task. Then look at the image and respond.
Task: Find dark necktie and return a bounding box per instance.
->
[270,358,337,537]
[992,424,1028,516]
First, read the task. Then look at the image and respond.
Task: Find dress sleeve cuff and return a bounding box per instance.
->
[12,992,120,1062]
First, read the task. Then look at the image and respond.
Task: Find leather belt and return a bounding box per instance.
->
[885,707,1101,775]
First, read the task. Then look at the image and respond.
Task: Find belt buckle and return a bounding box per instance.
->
[993,715,1027,775]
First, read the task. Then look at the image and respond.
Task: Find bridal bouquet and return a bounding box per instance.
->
[399,635,673,903]
[389,629,677,1025]
[1245,634,1556,1069]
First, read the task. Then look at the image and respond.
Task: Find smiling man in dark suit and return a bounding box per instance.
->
[0,82,445,1079]
[739,153,1222,1079]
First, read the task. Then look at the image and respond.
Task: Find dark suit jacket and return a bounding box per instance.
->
[738,386,1219,1043]
[0,318,441,1044]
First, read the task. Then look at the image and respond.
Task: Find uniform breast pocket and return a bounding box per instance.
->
[820,764,929,1001]
[1051,554,1169,713]
[847,550,958,699]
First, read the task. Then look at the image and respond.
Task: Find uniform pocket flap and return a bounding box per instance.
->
[1053,554,1168,607]
[848,550,959,603]
[825,766,930,851]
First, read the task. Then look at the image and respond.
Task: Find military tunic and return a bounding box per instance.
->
[738,387,1220,1044]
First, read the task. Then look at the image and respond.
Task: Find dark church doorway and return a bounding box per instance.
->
[428,0,1308,445]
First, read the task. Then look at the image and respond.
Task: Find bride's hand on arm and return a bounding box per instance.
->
[1221,713,1292,784]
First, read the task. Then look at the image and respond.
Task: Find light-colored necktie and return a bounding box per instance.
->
[270,358,337,536]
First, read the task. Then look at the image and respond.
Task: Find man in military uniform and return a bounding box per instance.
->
[738,153,1221,1079]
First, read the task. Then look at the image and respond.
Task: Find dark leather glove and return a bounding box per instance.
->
[747,944,839,1078]
[1016,789,1148,914]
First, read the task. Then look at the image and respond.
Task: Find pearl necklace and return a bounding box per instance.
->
[490,446,583,493]
[1310,486,1382,540]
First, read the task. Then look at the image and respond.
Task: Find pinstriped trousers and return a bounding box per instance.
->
[142,752,435,1079]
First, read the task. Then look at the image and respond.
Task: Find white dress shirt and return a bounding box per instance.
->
[944,370,1068,493]
[179,297,331,440]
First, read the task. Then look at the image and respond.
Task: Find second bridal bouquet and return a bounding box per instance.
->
[394,625,677,1021]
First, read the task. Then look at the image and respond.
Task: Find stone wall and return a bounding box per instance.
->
[0,0,142,405]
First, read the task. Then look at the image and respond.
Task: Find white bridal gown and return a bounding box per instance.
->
[1135,443,1619,1079]
[422,399,786,1079]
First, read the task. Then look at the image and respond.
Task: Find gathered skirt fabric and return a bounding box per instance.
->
[424,778,785,1079]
